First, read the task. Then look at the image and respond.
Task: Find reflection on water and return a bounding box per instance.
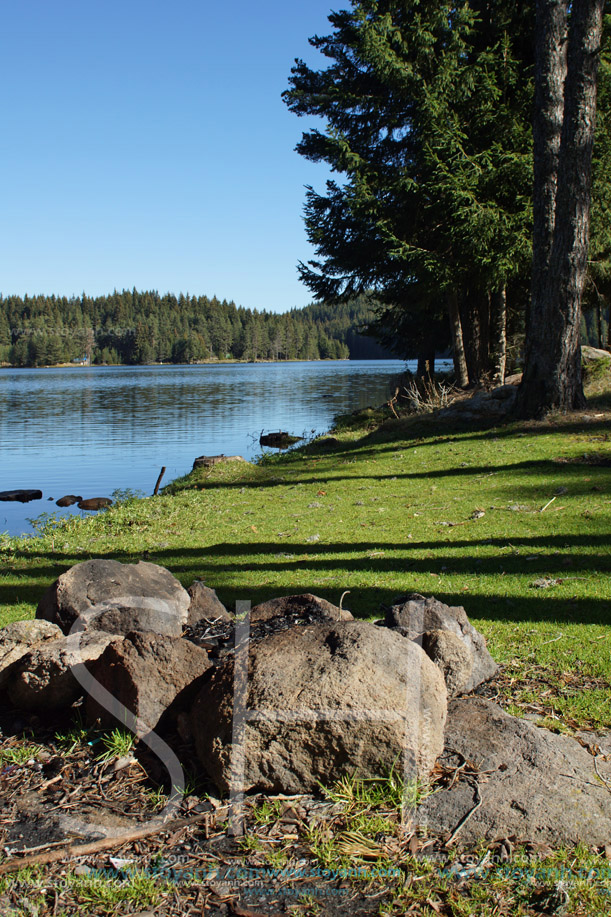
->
[0,360,427,535]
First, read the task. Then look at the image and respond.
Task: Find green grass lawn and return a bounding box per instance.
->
[1,378,610,729]
[1,372,611,915]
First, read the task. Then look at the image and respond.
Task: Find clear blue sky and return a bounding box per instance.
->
[0,0,337,312]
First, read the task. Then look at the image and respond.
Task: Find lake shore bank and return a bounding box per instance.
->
[0,360,410,537]
[0,357,354,370]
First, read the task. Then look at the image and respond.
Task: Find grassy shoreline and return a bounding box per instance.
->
[1,371,611,915]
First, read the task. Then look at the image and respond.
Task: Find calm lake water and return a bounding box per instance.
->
[0,360,441,536]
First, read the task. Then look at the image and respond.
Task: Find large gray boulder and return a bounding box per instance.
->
[36,559,190,637]
[0,620,63,688]
[191,619,447,795]
[435,385,518,424]
[385,594,497,692]
[418,698,611,845]
[86,631,212,733]
[9,632,121,710]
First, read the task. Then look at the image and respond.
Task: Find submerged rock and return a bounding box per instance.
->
[56,495,82,507]
[192,455,250,470]
[0,489,42,503]
[259,432,303,448]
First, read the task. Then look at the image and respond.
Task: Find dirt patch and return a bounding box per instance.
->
[553,451,611,467]
[1,688,611,915]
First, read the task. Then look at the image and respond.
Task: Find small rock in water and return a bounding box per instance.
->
[259,431,303,448]
[56,495,83,507]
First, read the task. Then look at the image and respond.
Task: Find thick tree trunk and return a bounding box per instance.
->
[491,288,507,385]
[447,290,469,387]
[516,0,604,417]
[532,0,568,312]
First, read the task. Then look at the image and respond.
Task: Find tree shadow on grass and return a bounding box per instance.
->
[181,454,610,493]
[2,531,609,626]
[2,578,607,629]
[342,412,611,455]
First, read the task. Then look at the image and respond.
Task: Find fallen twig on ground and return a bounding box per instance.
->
[0,809,224,874]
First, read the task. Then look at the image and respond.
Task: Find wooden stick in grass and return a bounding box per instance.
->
[0,809,223,874]
[153,466,166,495]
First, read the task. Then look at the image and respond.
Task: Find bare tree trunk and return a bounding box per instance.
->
[516,0,604,417]
[460,290,491,385]
[447,290,469,387]
[460,294,480,385]
[491,287,507,385]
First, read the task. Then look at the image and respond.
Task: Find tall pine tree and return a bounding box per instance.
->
[284,1,534,384]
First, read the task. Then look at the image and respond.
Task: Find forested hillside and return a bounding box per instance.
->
[0,291,391,367]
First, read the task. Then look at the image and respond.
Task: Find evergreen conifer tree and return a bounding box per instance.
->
[284,0,534,383]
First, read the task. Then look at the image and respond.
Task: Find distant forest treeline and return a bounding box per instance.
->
[0,290,393,367]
